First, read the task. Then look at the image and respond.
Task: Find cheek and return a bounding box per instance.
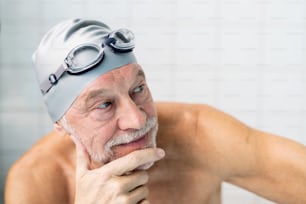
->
[143,101,157,118]
[67,109,119,150]
[144,90,156,116]
[82,123,118,151]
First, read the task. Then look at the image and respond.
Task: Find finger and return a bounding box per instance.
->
[70,135,90,176]
[119,170,149,192]
[139,199,150,204]
[127,185,149,204]
[137,200,150,204]
[103,148,165,176]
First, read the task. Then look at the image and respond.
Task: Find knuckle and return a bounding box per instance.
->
[118,195,130,204]
[109,177,125,193]
[135,185,149,199]
[96,167,113,181]
[139,171,149,184]
[100,167,114,178]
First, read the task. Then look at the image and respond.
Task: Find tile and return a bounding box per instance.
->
[0,111,52,151]
[0,152,23,204]
[0,67,45,109]
[0,23,40,65]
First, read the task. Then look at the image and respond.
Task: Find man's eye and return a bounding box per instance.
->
[133,85,144,94]
[98,101,112,109]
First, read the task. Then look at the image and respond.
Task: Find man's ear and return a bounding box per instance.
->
[54,122,68,136]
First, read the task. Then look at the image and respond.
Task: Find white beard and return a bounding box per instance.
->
[61,116,158,164]
[91,117,158,164]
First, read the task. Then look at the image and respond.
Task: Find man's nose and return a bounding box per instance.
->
[117,98,147,130]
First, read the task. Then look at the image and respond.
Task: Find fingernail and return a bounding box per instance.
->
[156,148,165,158]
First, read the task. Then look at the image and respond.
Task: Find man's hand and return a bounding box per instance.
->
[72,137,165,204]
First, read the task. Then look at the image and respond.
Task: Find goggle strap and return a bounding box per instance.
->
[40,64,66,94]
[104,37,116,48]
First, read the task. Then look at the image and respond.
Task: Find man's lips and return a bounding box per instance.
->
[112,133,150,155]
[117,133,148,147]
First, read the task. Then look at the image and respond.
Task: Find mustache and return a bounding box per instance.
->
[105,117,158,149]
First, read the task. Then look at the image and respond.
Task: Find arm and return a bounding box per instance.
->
[5,135,165,204]
[228,129,306,203]
[5,165,42,204]
[5,157,70,204]
[195,104,306,203]
[4,133,76,204]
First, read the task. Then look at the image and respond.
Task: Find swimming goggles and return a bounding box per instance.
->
[40,28,135,94]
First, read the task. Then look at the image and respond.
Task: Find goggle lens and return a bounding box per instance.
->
[67,45,103,74]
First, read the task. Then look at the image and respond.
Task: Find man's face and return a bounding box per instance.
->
[63,63,157,165]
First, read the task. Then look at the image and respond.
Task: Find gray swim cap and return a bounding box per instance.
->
[32,19,137,122]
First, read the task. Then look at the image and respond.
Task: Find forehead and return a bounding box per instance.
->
[95,63,144,83]
[78,63,145,97]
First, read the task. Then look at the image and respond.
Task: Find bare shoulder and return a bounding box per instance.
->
[155,102,201,139]
[155,101,243,134]
[156,102,199,126]
[5,131,75,204]
[155,102,230,161]
[155,101,230,121]
[155,101,250,167]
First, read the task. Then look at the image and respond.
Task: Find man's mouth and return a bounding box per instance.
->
[116,133,148,148]
[104,117,158,161]
[111,133,151,156]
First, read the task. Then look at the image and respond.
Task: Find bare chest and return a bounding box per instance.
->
[146,163,222,204]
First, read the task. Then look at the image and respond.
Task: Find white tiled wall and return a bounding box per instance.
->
[1,0,305,203]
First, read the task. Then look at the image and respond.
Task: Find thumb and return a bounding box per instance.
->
[70,135,90,177]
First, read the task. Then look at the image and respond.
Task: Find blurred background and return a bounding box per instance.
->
[1,0,306,203]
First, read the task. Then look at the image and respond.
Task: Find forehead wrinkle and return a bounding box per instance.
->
[82,64,145,104]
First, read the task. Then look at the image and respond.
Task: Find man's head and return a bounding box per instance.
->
[33,19,158,166]
[33,19,138,122]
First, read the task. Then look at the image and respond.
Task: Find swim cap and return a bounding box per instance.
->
[32,19,137,122]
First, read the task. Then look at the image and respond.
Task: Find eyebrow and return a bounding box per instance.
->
[84,89,108,107]
[137,69,146,79]
[84,69,146,103]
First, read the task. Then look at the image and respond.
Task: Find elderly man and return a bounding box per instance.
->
[5,19,306,204]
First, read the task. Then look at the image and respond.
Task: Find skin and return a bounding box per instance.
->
[5,64,306,204]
